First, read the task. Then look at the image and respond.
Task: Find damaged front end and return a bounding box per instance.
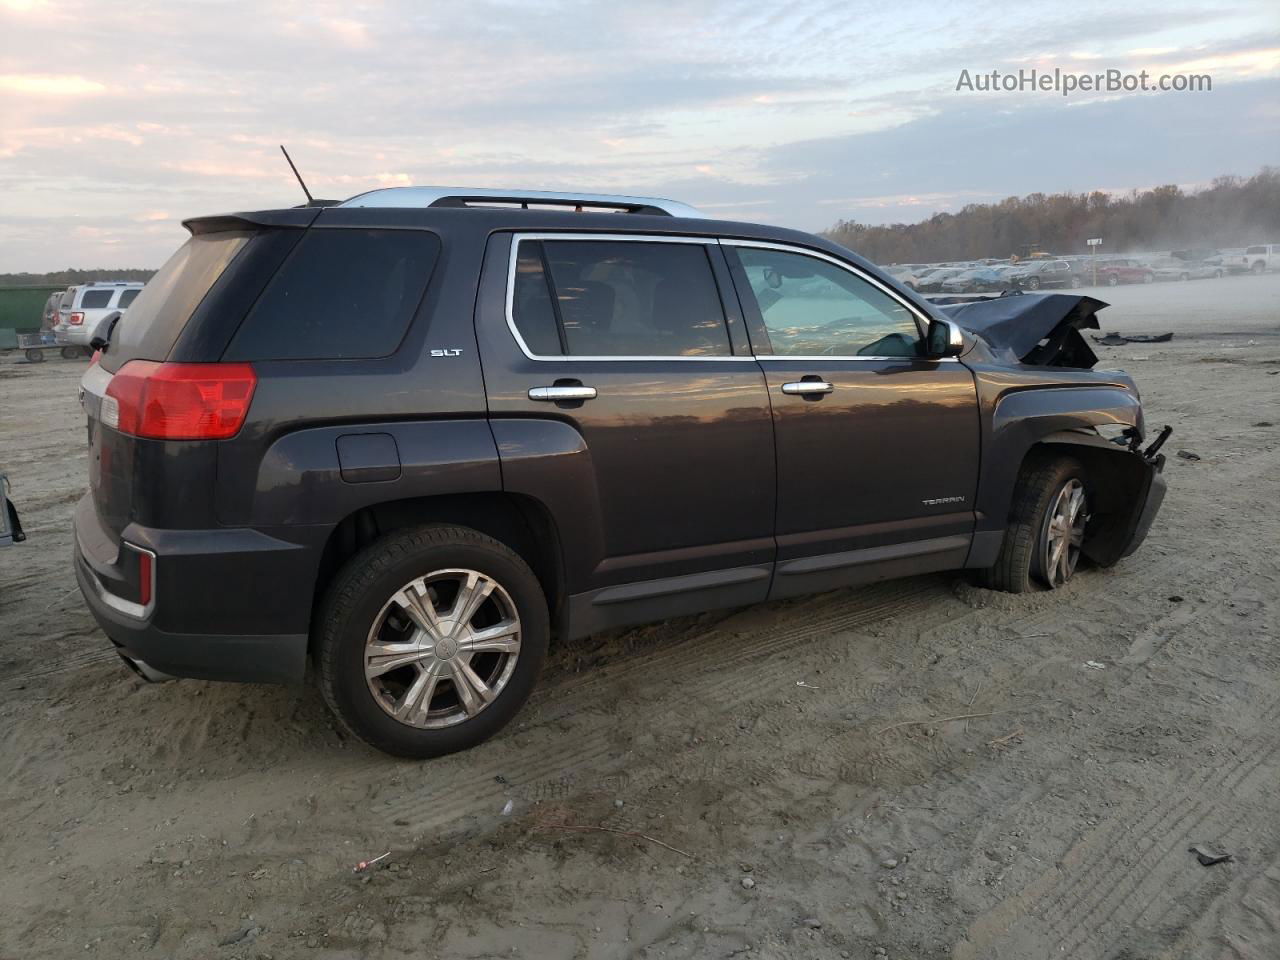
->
[940,291,1171,567]
[934,291,1105,368]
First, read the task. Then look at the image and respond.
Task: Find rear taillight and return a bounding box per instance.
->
[69,311,85,325]
[104,361,257,440]
[137,550,153,607]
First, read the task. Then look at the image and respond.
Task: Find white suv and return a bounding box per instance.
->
[54,282,144,354]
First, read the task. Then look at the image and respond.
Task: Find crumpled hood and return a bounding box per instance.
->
[935,292,1105,368]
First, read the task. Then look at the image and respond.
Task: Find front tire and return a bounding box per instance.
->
[316,524,549,758]
[981,455,1089,593]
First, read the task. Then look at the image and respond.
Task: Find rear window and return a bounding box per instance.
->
[1246,246,1266,255]
[224,228,439,361]
[106,232,251,369]
[118,288,141,309]
[80,289,114,309]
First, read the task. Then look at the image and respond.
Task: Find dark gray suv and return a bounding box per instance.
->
[73,187,1168,757]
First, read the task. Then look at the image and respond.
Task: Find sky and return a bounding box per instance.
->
[1,0,1278,271]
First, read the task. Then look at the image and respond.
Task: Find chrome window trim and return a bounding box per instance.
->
[719,238,960,362]
[503,232,755,363]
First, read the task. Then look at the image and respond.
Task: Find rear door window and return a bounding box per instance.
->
[80,289,114,309]
[224,228,439,361]
[510,239,730,357]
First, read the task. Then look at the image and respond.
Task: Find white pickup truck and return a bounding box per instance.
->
[1236,244,1278,274]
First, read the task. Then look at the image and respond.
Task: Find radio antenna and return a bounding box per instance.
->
[279,145,314,204]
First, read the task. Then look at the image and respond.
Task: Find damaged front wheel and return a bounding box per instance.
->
[982,456,1089,592]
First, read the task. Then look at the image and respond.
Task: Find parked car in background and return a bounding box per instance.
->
[1152,258,1222,281]
[1237,244,1278,274]
[940,266,1009,293]
[1011,259,1080,290]
[40,291,62,331]
[1094,259,1155,286]
[882,265,920,290]
[916,267,967,292]
[52,286,79,337]
[54,282,144,355]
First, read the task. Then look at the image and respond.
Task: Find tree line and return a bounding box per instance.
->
[825,168,1280,264]
[0,267,155,287]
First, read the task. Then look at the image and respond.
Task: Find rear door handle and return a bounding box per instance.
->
[528,385,598,402]
[780,380,833,396]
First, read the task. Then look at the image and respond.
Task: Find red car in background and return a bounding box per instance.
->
[1094,259,1154,286]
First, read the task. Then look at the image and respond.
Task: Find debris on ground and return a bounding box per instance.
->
[353,851,391,873]
[1177,450,1202,461]
[1092,331,1174,345]
[219,924,261,947]
[988,729,1025,748]
[1085,661,1107,669]
[1188,845,1233,866]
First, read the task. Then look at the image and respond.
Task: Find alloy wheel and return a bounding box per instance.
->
[1039,479,1087,588]
[364,569,522,728]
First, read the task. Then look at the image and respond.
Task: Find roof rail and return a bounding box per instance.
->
[337,186,705,218]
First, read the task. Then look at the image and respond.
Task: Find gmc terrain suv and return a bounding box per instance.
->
[74,187,1168,758]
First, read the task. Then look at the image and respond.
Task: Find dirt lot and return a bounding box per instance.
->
[2,273,1278,960]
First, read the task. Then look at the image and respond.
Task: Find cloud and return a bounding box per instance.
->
[0,73,106,96]
[0,0,1276,270]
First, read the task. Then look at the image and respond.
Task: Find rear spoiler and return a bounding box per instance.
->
[181,208,321,236]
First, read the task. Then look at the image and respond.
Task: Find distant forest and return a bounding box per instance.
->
[0,267,155,287]
[5,169,1279,280]
[825,168,1280,265]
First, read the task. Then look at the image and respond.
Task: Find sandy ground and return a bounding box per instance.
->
[1,272,1278,960]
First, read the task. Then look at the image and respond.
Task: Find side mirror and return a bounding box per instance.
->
[925,318,964,359]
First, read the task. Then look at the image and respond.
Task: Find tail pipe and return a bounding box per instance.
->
[117,653,175,683]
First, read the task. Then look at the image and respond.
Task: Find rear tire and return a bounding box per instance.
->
[981,455,1089,593]
[316,524,549,759]
[24,348,45,363]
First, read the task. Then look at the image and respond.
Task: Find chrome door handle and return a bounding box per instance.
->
[528,385,598,402]
[780,380,833,396]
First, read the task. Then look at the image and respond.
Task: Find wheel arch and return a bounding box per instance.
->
[310,490,566,654]
[1022,430,1156,567]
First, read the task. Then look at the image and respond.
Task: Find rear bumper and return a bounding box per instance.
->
[73,494,313,684]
